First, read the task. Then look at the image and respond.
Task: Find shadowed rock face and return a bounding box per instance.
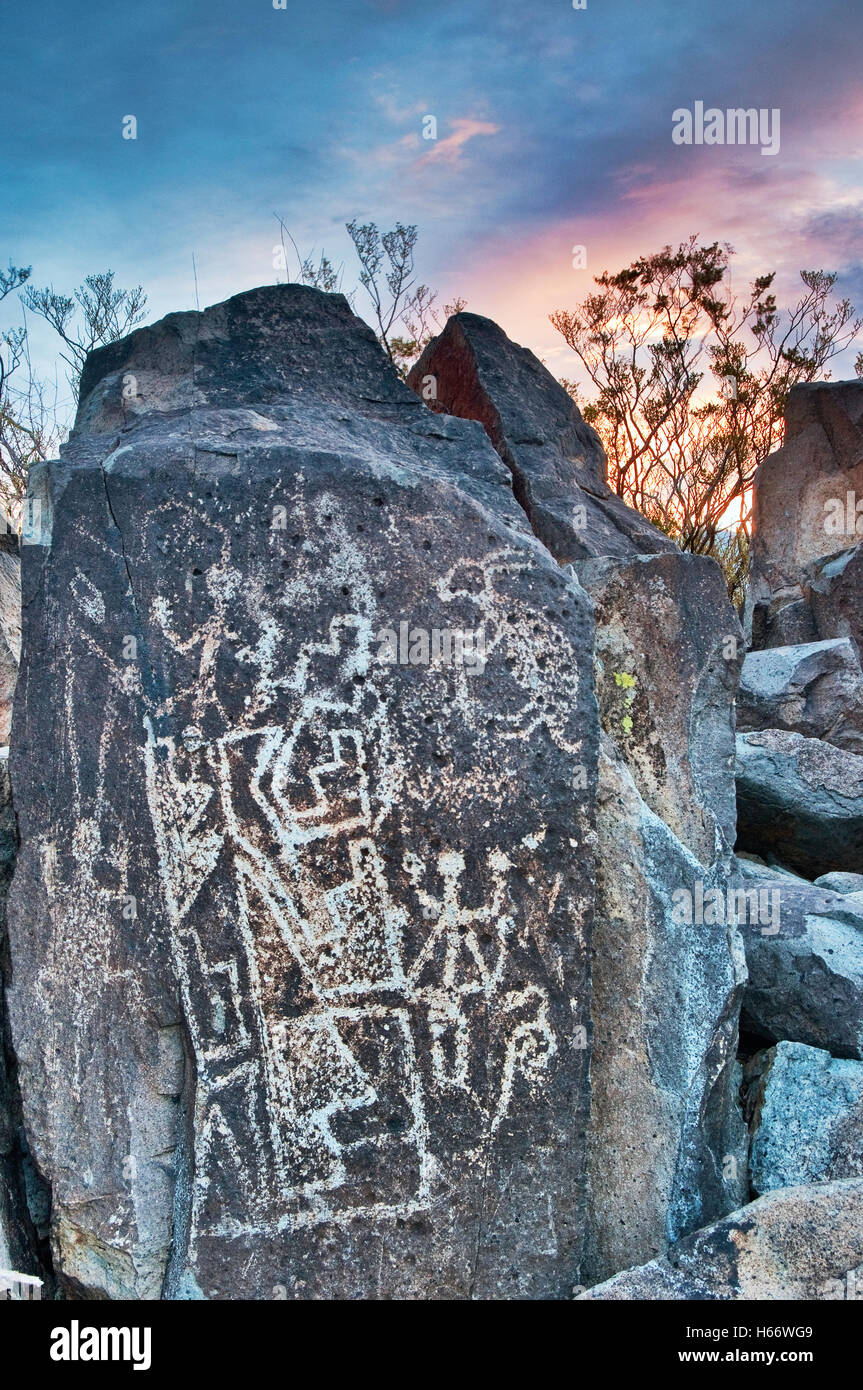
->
[736,729,863,879]
[747,380,863,650]
[735,873,863,1060]
[582,737,747,1287]
[6,285,599,1300]
[805,543,863,662]
[577,1179,863,1300]
[0,529,20,747]
[737,638,863,753]
[407,313,676,565]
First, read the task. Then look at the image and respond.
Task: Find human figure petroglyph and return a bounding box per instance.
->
[136,527,571,1244]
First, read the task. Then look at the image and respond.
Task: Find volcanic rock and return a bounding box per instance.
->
[7,285,599,1300]
[578,1179,863,1299]
[582,737,747,1286]
[746,1042,863,1193]
[737,638,863,753]
[736,729,863,879]
[407,313,676,565]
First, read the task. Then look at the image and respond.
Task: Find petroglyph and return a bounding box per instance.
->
[9,285,597,1298]
[138,513,574,1249]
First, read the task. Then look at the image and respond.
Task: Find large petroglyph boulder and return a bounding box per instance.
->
[407,312,675,564]
[409,312,747,1287]
[581,737,747,1287]
[7,285,599,1300]
[745,1042,863,1194]
[578,1179,863,1300]
[747,380,863,649]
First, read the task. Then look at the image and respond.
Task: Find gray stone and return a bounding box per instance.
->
[747,380,863,649]
[806,542,863,662]
[7,285,599,1300]
[576,552,742,866]
[816,872,863,894]
[734,855,810,886]
[737,639,863,753]
[582,737,747,1287]
[407,312,676,565]
[736,729,863,879]
[0,753,48,1286]
[0,528,20,747]
[578,1179,863,1300]
[746,1042,863,1194]
[737,874,863,1059]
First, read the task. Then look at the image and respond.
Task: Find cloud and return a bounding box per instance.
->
[416,118,500,167]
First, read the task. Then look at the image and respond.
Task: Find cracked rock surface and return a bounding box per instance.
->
[7,285,600,1299]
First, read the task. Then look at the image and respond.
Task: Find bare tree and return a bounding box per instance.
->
[274,218,467,376]
[345,219,420,366]
[23,270,147,391]
[0,263,67,511]
[551,239,861,595]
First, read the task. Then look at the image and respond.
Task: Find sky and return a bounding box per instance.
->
[3,0,863,399]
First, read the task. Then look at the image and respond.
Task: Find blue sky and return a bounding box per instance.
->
[3,0,863,389]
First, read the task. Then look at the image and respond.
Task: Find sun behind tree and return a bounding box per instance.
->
[551,237,862,603]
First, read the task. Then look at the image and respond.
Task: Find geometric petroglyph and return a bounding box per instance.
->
[139,532,573,1248]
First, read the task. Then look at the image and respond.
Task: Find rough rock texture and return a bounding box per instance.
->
[406,313,676,565]
[582,737,747,1287]
[816,872,863,894]
[734,854,809,887]
[0,750,49,1286]
[737,873,863,1059]
[805,543,863,661]
[736,730,863,878]
[737,639,863,753]
[576,552,742,866]
[0,528,20,747]
[408,311,747,1291]
[0,533,34,1277]
[746,1042,863,1193]
[578,1179,863,1299]
[7,285,600,1300]
[747,380,863,649]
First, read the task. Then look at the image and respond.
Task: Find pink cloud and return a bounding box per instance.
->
[416,118,500,167]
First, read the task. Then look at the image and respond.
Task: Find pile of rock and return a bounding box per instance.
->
[584,380,863,1299]
[0,293,860,1300]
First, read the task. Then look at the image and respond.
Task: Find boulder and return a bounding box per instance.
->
[582,737,747,1287]
[746,1042,863,1193]
[7,285,599,1300]
[736,730,863,878]
[407,313,676,565]
[737,874,863,1059]
[737,639,863,753]
[576,553,742,866]
[411,311,747,1289]
[806,542,863,661]
[0,752,48,1286]
[578,1179,863,1299]
[816,872,863,894]
[747,380,863,649]
[734,854,809,886]
[0,527,20,746]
